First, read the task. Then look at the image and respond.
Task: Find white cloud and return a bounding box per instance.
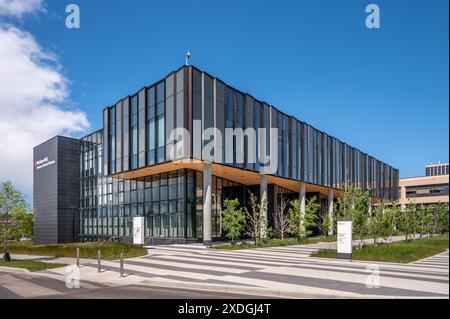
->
[0,6,90,199]
[0,0,44,18]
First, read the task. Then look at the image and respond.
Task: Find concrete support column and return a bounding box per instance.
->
[400,186,406,212]
[328,188,334,236]
[260,174,268,237]
[299,183,306,231]
[203,163,212,245]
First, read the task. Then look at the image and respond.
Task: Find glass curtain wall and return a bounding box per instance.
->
[80,148,246,241]
[104,66,399,214]
[188,67,398,200]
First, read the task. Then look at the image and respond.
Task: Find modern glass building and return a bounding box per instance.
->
[34,65,399,245]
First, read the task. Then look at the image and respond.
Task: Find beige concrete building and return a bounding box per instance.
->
[399,163,449,211]
[425,163,449,176]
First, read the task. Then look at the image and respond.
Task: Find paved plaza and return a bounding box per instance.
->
[1,239,448,299]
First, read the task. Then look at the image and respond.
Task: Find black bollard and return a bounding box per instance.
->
[3,253,11,262]
[119,252,124,278]
[97,249,101,273]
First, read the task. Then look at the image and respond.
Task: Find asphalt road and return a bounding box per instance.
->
[0,269,269,299]
[43,284,271,299]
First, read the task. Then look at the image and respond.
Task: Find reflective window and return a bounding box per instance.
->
[235,92,243,167]
[156,82,165,163]
[245,96,254,171]
[254,100,260,171]
[192,70,202,159]
[176,69,184,129]
[225,87,234,165]
[130,95,138,169]
[165,75,174,160]
[138,89,146,167]
[122,98,129,171]
[277,111,282,176]
[109,107,116,173]
[147,87,156,165]
[215,81,225,164]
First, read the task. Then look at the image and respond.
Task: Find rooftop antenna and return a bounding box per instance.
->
[185,51,191,66]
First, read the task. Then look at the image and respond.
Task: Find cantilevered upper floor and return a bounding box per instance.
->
[102,65,399,201]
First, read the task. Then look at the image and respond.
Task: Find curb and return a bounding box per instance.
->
[408,249,449,264]
[131,279,448,299]
[0,266,31,274]
[113,277,390,299]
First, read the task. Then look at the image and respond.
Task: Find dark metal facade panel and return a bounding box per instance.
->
[33,137,59,244]
[103,108,109,176]
[33,136,80,244]
[100,65,399,200]
[122,97,130,171]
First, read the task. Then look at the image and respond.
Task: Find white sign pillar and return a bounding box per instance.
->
[299,183,306,231]
[337,221,352,259]
[203,162,212,246]
[133,216,145,245]
[327,188,334,236]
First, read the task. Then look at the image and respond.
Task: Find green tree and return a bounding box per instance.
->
[368,205,383,245]
[392,205,404,235]
[222,199,246,244]
[289,196,319,239]
[383,206,397,241]
[335,183,373,247]
[274,197,290,240]
[436,202,449,234]
[13,211,34,240]
[417,204,433,238]
[245,191,267,246]
[0,181,30,259]
[369,204,395,245]
[397,203,417,241]
[317,211,331,237]
[351,189,371,248]
[335,183,356,221]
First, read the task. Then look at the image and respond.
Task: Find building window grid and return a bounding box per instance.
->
[97,67,401,238]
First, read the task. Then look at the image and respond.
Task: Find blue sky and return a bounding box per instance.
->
[0,0,448,199]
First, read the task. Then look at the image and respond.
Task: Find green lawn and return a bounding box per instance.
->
[0,259,66,272]
[212,235,337,250]
[311,234,449,263]
[7,241,147,260]
[212,231,409,250]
